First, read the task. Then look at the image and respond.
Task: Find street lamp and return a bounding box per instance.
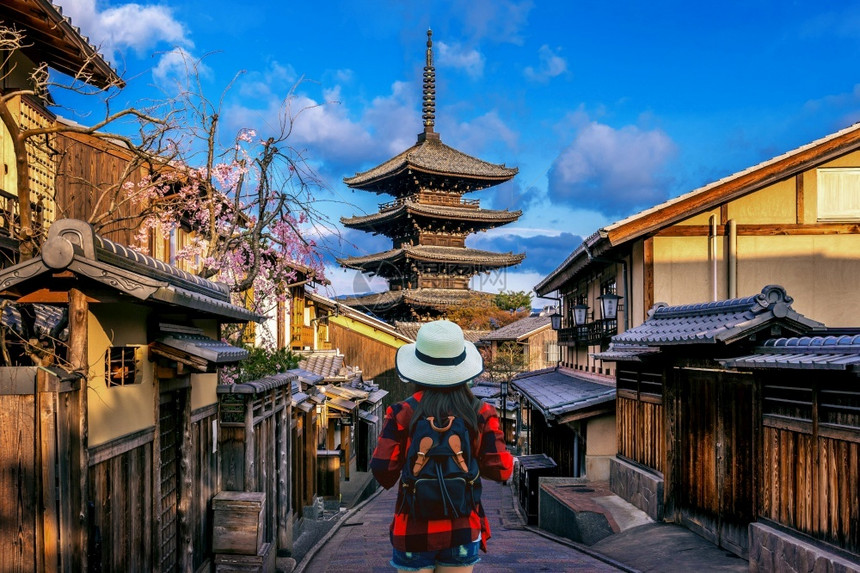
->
[573,303,589,326]
[550,312,562,330]
[597,293,622,321]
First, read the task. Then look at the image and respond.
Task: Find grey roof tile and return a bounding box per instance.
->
[722,334,860,371]
[511,368,615,420]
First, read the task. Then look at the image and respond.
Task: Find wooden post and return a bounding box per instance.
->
[341,423,351,482]
[245,395,255,491]
[277,388,291,552]
[38,369,59,572]
[178,389,193,572]
[67,289,88,571]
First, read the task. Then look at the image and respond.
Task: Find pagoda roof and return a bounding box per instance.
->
[341,200,522,230]
[343,135,518,194]
[339,288,481,312]
[337,245,524,273]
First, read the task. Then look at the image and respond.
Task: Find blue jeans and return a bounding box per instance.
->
[390,537,481,570]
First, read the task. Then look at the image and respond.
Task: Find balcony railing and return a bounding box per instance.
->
[557,319,617,346]
[378,196,481,211]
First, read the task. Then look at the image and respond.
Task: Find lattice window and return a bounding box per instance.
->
[819,378,860,431]
[762,379,813,422]
[105,346,143,386]
[18,97,56,228]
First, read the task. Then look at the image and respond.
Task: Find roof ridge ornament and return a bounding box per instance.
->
[419,29,439,142]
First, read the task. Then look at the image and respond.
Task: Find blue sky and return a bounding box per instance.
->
[57,0,860,302]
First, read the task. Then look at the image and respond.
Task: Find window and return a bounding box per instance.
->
[105,346,143,387]
[600,278,617,296]
[544,341,559,363]
[817,168,860,221]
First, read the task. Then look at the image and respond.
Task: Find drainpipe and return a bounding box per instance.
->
[727,219,737,299]
[709,215,718,301]
[581,242,631,331]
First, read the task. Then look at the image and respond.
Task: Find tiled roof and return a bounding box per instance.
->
[217,372,296,395]
[394,321,487,344]
[511,368,616,421]
[607,285,822,347]
[480,316,551,342]
[591,344,661,362]
[337,245,524,271]
[299,350,362,383]
[0,219,260,323]
[344,137,517,192]
[341,201,521,229]
[340,288,483,312]
[155,334,248,364]
[721,334,860,371]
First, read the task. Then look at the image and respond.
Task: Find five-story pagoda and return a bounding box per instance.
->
[338,30,524,322]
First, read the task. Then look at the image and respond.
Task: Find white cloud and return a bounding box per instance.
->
[548,119,677,217]
[461,0,534,45]
[524,45,568,83]
[61,0,191,63]
[437,42,485,78]
[445,110,519,155]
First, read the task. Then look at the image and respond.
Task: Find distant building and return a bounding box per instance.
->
[338,30,523,322]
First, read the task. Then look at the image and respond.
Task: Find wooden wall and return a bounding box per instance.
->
[759,372,860,554]
[88,430,154,571]
[191,405,219,571]
[0,368,83,572]
[616,365,664,473]
[672,368,754,557]
[329,322,403,403]
[53,132,146,247]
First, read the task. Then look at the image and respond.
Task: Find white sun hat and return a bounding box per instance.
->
[396,320,484,387]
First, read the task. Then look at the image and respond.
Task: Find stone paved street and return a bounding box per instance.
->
[297,480,623,572]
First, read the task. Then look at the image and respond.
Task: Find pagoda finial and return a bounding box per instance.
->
[422,28,436,135]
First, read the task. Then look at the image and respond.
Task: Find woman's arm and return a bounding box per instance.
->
[476,404,514,482]
[370,402,410,489]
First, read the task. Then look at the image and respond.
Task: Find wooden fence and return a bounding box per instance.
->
[0,367,84,572]
[759,372,860,554]
[616,366,664,473]
[218,374,293,554]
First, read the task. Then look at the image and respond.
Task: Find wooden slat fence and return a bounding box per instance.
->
[616,366,664,473]
[0,367,82,572]
[760,374,860,554]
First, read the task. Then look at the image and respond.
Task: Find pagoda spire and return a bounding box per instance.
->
[420,29,438,141]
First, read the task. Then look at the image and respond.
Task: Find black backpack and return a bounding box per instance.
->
[400,398,482,520]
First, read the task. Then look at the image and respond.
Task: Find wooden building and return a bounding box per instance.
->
[337,30,523,322]
[0,219,259,571]
[479,314,559,373]
[536,121,860,378]
[512,368,616,480]
[595,285,830,561]
[723,335,860,571]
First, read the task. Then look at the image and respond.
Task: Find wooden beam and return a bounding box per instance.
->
[796,173,805,224]
[655,223,860,237]
[643,238,654,323]
[607,126,860,245]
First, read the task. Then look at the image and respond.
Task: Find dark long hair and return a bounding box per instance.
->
[409,383,482,437]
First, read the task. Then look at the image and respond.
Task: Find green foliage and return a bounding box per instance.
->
[235,345,300,383]
[494,290,533,312]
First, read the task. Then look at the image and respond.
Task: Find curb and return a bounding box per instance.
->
[292,485,386,573]
[507,481,639,573]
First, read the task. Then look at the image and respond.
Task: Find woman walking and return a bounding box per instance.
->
[371,320,514,573]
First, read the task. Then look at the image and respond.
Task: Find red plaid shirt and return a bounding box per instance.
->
[370,391,513,553]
